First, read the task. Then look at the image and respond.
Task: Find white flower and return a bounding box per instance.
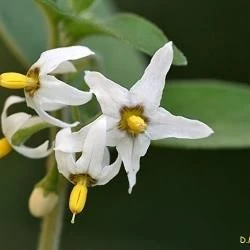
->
[0,96,52,159]
[84,41,214,193]
[0,46,94,127]
[54,117,121,223]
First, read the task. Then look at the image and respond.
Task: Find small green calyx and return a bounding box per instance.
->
[36,165,59,196]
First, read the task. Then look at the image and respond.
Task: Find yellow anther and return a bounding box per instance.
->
[69,176,88,224]
[0,72,38,89]
[0,137,12,159]
[127,115,147,134]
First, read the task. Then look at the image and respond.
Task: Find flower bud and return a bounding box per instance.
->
[28,187,58,218]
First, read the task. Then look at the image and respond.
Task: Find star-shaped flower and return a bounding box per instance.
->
[0,96,52,159]
[54,117,121,223]
[0,46,94,127]
[84,42,213,193]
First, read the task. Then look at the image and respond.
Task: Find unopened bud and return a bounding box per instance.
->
[28,187,58,218]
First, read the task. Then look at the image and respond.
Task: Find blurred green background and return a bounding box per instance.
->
[0,0,249,249]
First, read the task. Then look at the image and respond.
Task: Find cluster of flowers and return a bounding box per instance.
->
[0,42,213,223]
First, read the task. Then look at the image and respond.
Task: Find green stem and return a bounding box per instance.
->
[37,116,67,250]
[37,174,67,250]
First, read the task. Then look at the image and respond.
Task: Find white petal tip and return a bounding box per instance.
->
[199,123,214,138]
[72,121,80,126]
[84,70,96,79]
[59,121,80,129]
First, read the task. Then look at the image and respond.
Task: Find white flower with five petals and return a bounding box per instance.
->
[54,117,122,223]
[0,46,94,127]
[84,42,214,193]
[0,96,52,159]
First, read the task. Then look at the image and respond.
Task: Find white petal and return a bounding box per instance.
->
[3,113,31,139]
[31,46,94,75]
[51,61,76,74]
[106,128,126,147]
[13,140,52,159]
[95,155,122,186]
[36,75,92,107]
[102,147,110,166]
[27,96,66,111]
[104,115,124,146]
[117,134,151,193]
[54,126,89,153]
[25,94,79,128]
[84,71,129,118]
[55,150,76,180]
[134,134,151,157]
[147,107,214,140]
[130,42,173,108]
[1,96,31,138]
[76,117,107,177]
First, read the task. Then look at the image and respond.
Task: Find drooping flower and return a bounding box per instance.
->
[54,117,122,223]
[0,96,52,159]
[84,41,214,193]
[0,46,94,127]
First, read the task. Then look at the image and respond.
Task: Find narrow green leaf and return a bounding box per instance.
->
[69,0,96,13]
[65,13,187,65]
[35,1,186,65]
[11,122,51,146]
[104,14,187,66]
[89,0,115,18]
[35,0,70,21]
[154,80,250,149]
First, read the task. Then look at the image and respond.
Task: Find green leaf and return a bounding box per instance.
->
[35,0,70,21]
[154,80,250,149]
[35,1,186,65]
[104,14,187,66]
[89,0,115,18]
[65,14,187,65]
[0,0,47,66]
[82,35,145,86]
[69,36,145,120]
[11,122,51,146]
[69,0,96,13]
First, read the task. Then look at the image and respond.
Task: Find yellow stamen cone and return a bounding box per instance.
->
[0,138,12,158]
[69,177,88,224]
[0,72,37,89]
[127,115,147,134]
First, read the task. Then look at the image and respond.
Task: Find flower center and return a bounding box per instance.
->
[69,175,89,224]
[0,138,12,159]
[119,105,148,136]
[127,115,147,134]
[25,68,40,96]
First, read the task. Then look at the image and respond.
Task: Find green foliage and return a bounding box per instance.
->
[0,0,47,66]
[82,35,145,86]
[156,80,250,148]
[35,0,187,65]
[65,14,187,65]
[11,122,51,146]
[104,14,187,66]
[69,0,96,13]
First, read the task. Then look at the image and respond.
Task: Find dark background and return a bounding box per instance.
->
[116,0,250,83]
[0,0,249,249]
